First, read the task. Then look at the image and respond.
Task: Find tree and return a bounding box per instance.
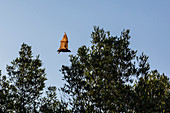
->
[1,43,68,113]
[0,70,17,113]
[40,86,69,113]
[6,43,47,112]
[60,26,153,112]
[0,27,169,112]
[0,70,10,112]
[134,70,170,112]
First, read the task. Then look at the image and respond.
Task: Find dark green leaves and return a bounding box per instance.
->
[60,26,170,112]
[5,43,47,112]
[134,70,170,112]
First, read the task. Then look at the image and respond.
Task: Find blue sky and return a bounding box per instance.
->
[0,1,170,91]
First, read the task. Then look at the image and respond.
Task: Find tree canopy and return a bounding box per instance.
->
[0,27,169,112]
[60,26,170,112]
[0,43,67,113]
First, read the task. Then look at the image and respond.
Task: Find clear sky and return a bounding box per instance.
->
[0,1,170,91]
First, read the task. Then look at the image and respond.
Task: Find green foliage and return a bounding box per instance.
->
[40,86,69,113]
[0,43,69,112]
[5,43,47,112]
[61,27,136,112]
[134,70,170,112]
[0,43,70,113]
[0,27,169,112]
[61,26,170,112]
[0,70,13,112]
